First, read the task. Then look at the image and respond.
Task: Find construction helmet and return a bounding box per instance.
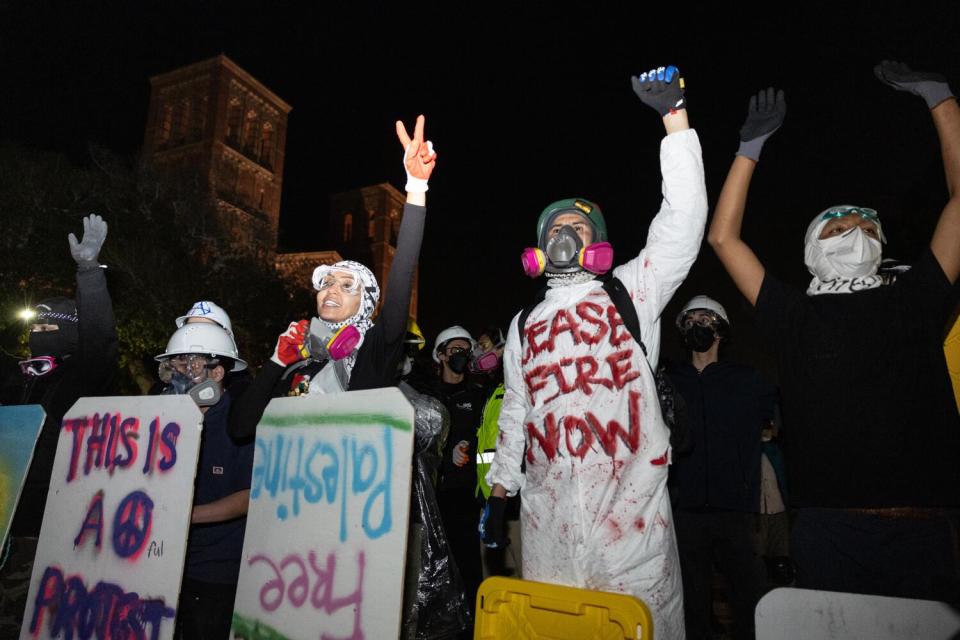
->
[433,325,476,363]
[155,323,247,371]
[176,300,234,337]
[536,198,608,249]
[676,295,730,328]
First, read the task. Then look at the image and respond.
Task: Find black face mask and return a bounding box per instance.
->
[447,352,470,374]
[682,325,716,353]
[29,330,76,360]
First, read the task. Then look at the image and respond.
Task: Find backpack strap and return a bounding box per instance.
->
[600,274,647,357]
[515,286,548,344]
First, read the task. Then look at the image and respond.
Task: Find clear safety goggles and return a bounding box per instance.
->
[19,356,58,377]
[679,312,721,330]
[166,354,218,374]
[820,207,879,223]
[316,272,363,296]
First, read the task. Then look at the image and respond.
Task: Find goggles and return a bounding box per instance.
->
[166,354,218,374]
[821,207,879,223]
[316,272,363,296]
[19,356,58,377]
[446,345,470,356]
[679,312,721,329]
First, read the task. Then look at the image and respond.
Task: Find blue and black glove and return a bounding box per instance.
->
[478,496,507,548]
[874,60,954,110]
[631,65,685,117]
[737,87,786,162]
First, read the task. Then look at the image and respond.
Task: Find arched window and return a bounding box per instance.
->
[242,110,258,155]
[368,213,376,240]
[260,122,274,168]
[157,103,173,146]
[226,98,242,146]
[343,213,353,242]
[190,96,207,141]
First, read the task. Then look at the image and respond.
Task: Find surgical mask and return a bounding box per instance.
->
[447,352,470,374]
[682,325,716,352]
[302,317,361,361]
[805,226,882,281]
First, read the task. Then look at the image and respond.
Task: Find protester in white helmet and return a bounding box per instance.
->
[155,320,254,639]
[229,115,436,439]
[483,65,707,639]
[709,62,960,600]
[176,300,235,336]
[666,296,775,639]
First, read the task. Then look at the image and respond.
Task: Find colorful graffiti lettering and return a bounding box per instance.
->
[251,427,393,542]
[247,550,365,640]
[65,415,179,482]
[29,565,175,640]
[526,390,644,463]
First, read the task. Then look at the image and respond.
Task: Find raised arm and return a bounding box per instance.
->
[708,88,786,305]
[377,115,437,343]
[876,61,960,283]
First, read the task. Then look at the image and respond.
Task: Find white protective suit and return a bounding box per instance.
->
[487,129,707,639]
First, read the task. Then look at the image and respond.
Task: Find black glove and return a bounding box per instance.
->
[737,87,786,162]
[874,60,954,110]
[631,65,685,117]
[478,496,507,548]
[68,214,108,270]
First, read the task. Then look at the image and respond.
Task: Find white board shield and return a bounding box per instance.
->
[0,405,45,551]
[21,395,203,640]
[232,388,415,640]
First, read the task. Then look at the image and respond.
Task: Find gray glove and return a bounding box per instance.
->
[68,214,108,269]
[737,87,786,162]
[631,65,686,117]
[874,60,954,109]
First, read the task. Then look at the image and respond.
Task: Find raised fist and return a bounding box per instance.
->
[631,65,685,116]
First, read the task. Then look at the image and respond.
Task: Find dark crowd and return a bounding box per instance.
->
[3,60,960,640]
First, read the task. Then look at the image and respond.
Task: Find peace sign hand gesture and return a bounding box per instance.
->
[396,114,437,193]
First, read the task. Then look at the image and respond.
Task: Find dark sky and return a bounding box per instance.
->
[2,1,959,374]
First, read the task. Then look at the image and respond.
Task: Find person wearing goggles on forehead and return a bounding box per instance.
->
[1,215,117,634]
[229,115,436,440]
[154,319,253,639]
[665,296,776,639]
[709,63,960,601]
[484,65,707,639]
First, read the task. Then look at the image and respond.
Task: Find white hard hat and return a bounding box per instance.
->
[155,323,247,371]
[176,301,233,337]
[433,325,476,363]
[676,295,729,327]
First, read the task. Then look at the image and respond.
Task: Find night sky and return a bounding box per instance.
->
[2,1,959,375]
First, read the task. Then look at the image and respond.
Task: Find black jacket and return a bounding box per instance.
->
[12,264,117,536]
[666,360,776,513]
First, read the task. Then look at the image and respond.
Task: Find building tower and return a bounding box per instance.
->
[142,54,291,255]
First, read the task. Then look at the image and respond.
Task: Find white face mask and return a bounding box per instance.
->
[805,226,883,281]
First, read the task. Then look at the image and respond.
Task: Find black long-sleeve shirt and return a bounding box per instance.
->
[12,263,118,537]
[229,202,425,439]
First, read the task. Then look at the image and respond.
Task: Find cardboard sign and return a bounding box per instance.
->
[232,388,414,640]
[21,395,203,640]
[0,405,45,549]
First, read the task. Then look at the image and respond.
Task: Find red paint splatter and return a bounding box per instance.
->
[634,517,646,532]
[650,449,669,465]
[607,518,623,542]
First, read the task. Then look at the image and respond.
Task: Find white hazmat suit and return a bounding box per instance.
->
[488,128,707,639]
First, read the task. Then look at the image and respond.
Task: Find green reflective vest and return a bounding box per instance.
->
[475,382,505,499]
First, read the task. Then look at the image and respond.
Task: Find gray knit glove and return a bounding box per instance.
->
[68,214,108,269]
[737,87,786,162]
[874,60,954,110]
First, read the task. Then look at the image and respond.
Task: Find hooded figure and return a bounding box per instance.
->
[803,205,888,295]
[484,66,706,640]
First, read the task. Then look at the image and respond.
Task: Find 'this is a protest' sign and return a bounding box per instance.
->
[22,396,203,640]
[232,388,414,640]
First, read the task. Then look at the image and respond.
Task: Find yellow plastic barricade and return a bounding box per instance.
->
[474,576,653,639]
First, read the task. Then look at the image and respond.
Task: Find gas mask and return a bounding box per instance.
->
[470,349,501,373]
[301,317,361,362]
[521,227,614,277]
[160,356,223,407]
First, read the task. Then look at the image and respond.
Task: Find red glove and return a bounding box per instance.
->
[271,320,309,367]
